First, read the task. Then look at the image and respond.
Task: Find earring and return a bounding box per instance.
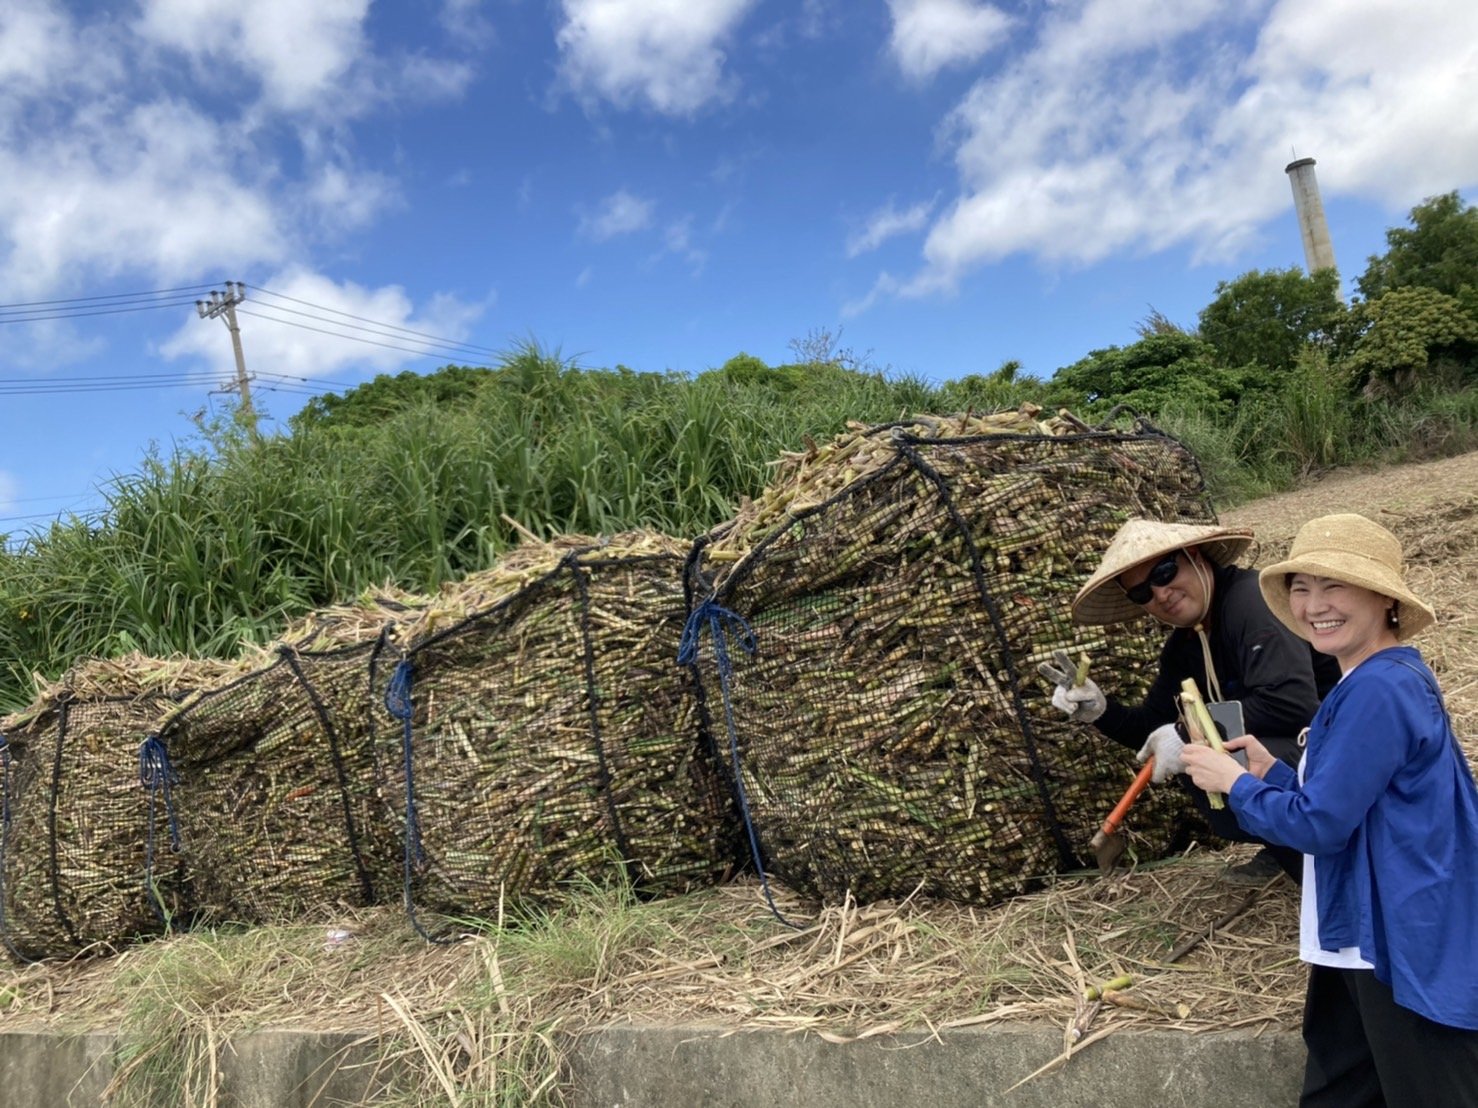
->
[1387,606,1400,628]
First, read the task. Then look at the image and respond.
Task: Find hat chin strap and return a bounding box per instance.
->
[1189,555,1224,702]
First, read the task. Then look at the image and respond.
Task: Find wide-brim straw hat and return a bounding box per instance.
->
[1258,513,1435,642]
[1071,519,1255,626]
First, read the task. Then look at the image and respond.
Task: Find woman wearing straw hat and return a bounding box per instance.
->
[1181,513,1478,1104]
[1050,518,1339,883]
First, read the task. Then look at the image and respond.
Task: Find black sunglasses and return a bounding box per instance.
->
[1121,553,1182,605]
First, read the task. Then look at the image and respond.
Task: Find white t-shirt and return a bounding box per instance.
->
[1296,743,1374,969]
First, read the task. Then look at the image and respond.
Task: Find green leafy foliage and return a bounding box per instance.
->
[1340,286,1478,394]
[290,363,495,431]
[1357,191,1478,302]
[1049,332,1242,417]
[1197,266,1344,373]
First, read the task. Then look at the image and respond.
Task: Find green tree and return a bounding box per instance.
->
[290,364,493,432]
[1357,191,1478,302]
[1340,286,1478,395]
[1197,266,1344,373]
[1049,332,1240,415]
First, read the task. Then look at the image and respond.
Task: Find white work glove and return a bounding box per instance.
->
[1048,680,1106,723]
[1038,650,1107,723]
[1136,722,1186,783]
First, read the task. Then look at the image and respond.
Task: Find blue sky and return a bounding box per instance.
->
[4,0,1477,534]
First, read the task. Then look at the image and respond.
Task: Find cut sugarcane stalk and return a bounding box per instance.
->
[1083,973,1133,1001]
[1179,677,1226,810]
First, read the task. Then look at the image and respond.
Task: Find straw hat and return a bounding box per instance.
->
[1071,519,1254,626]
[1258,513,1435,642]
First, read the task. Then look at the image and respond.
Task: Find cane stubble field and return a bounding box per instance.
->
[4,449,1478,1104]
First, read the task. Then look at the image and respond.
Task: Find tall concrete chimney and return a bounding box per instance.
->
[1284,157,1338,275]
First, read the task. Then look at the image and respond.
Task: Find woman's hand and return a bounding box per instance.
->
[1179,742,1251,796]
[1223,735,1277,780]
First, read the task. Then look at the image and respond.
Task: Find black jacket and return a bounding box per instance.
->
[1094,564,1340,759]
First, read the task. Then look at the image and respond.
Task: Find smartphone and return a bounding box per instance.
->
[1208,699,1249,770]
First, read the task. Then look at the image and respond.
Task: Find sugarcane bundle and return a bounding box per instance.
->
[389,530,739,923]
[252,581,432,657]
[154,633,404,926]
[682,411,1211,907]
[0,654,239,961]
[396,529,610,645]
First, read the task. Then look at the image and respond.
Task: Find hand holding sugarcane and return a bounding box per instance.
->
[1177,678,1238,808]
[1037,649,1106,723]
[1182,733,1276,795]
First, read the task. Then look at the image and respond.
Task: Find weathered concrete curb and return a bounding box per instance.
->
[1,1022,1303,1106]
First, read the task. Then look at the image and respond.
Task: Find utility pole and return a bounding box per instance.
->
[195,280,259,436]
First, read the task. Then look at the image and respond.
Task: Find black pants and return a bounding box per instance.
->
[1180,734,1304,883]
[1301,964,1478,1107]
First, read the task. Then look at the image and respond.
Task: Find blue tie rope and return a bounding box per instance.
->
[386,659,443,942]
[137,734,181,926]
[678,599,798,928]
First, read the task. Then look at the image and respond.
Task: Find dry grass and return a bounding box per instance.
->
[5,449,1478,1105]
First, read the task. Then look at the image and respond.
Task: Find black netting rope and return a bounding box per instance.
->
[569,557,637,885]
[279,646,376,906]
[0,729,24,962]
[385,657,451,944]
[46,697,82,950]
[678,597,800,929]
[138,733,182,928]
[891,432,1079,871]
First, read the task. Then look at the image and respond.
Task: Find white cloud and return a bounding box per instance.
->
[158,268,489,381]
[847,199,936,257]
[0,2,447,315]
[580,190,656,240]
[556,0,759,115]
[0,1,75,92]
[0,96,290,298]
[303,163,398,235]
[886,0,1013,82]
[134,0,371,113]
[662,216,707,273]
[871,0,1478,301]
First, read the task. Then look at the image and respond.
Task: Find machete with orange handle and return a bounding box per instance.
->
[1090,756,1156,874]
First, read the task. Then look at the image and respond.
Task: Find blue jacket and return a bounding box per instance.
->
[1228,646,1478,1030]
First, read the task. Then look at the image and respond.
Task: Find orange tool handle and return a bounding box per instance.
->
[1099,757,1156,838]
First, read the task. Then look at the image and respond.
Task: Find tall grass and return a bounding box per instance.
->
[3,343,1476,712]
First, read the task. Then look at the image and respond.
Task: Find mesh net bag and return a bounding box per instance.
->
[681,409,1215,908]
[386,532,739,927]
[0,656,238,961]
[155,633,404,925]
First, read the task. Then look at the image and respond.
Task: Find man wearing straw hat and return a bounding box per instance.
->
[1045,518,1339,882]
[1181,513,1478,1104]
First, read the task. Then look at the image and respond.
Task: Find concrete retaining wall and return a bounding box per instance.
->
[1,1022,1304,1106]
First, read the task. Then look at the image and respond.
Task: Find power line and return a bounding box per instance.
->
[0,283,218,310]
[247,283,505,358]
[236,305,495,364]
[0,289,212,324]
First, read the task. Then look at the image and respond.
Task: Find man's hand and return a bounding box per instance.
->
[1038,650,1107,723]
[1136,722,1185,783]
[1050,682,1107,723]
